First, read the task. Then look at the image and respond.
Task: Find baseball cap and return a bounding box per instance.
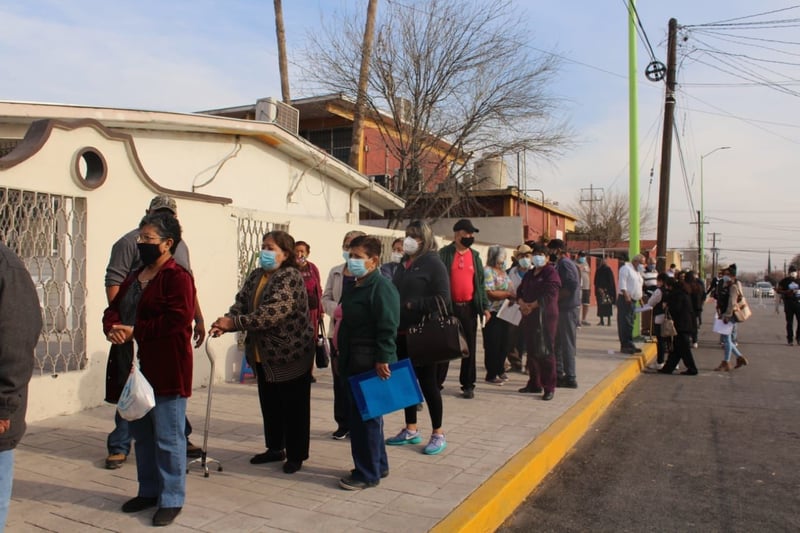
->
[148,195,177,214]
[453,219,479,233]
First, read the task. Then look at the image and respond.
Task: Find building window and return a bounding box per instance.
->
[301,127,352,165]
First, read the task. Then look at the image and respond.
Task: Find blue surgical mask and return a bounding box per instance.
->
[533,255,547,268]
[518,257,532,270]
[722,275,731,283]
[347,258,368,277]
[342,250,349,262]
[578,257,586,264]
[260,250,278,271]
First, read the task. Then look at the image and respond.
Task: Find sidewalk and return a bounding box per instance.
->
[8,318,653,532]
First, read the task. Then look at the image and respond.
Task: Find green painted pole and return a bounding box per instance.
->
[628,0,641,336]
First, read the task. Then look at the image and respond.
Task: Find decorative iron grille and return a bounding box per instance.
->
[0,188,87,375]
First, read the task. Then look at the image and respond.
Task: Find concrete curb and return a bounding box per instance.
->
[430,344,657,533]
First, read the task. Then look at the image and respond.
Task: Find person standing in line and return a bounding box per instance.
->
[642,257,658,299]
[379,237,404,280]
[437,219,491,399]
[594,257,615,326]
[684,270,704,348]
[322,230,366,440]
[210,230,315,474]
[104,212,196,526]
[517,243,561,400]
[337,235,400,490]
[548,239,580,388]
[103,195,204,470]
[506,244,534,372]
[714,265,748,371]
[642,273,672,369]
[387,221,450,455]
[482,245,515,384]
[295,240,323,382]
[657,276,699,376]
[0,243,42,531]
[776,265,800,346]
[617,254,645,354]
[577,251,592,327]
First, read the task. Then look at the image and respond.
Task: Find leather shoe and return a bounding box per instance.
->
[461,388,474,399]
[680,369,698,375]
[283,460,302,474]
[105,453,127,470]
[518,385,543,393]
[542,391,554,401]
[121,496,158,513]
[152,507,181,527]
[250,449,286,464]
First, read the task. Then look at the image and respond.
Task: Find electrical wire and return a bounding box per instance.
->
[702,5,800,26]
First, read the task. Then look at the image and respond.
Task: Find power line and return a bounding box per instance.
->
[703,5,800,26]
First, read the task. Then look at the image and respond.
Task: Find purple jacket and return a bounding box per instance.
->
[517,264,561,355]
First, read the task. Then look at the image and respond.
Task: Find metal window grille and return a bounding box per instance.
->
[0,140,20,158]
[0,188,87,375]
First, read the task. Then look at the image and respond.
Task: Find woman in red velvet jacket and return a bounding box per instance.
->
[102,212,196,527]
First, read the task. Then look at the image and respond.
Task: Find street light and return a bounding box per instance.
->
[700,146,731,280]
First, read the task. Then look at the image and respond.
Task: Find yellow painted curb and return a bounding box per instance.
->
[431,344,657,533]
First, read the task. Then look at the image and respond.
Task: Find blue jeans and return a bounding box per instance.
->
[108,411,192,455]
[129,396,187,508]
[347,391,388,484]
[0,449,14,532]
[616,296,636,349]
[722,332,742,362]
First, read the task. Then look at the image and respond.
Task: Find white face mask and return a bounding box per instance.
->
[791,272,797,279]
[532,255,547,268]
[403,236,420,255]
[391,251,404,263]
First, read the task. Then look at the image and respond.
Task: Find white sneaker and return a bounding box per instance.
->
[692,343,698,349]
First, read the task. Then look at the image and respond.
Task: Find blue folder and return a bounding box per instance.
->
[348,359,424,421]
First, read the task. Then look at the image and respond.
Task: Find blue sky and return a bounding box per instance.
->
[2,0,797,273]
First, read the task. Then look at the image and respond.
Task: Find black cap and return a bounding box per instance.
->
[727,263,737,276]
[547,238,565,250]
[790,265,797,273]
[453,219,479,233]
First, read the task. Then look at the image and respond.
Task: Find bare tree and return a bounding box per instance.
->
[569,190,655,247]
[348,0,379,170]
[274,0,291,104]
[302,0,569,227]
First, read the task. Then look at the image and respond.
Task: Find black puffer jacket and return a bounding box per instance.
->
[0,244,43,452]
[664,284,695,335]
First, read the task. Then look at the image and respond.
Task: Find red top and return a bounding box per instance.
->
[103,258,196,397]
[450,249,475,302]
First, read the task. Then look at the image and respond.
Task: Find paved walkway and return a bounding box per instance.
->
[8,318,652,532]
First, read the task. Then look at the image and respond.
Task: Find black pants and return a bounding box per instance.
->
[785,302,800,343]
[482,312,510,379]
[662,332,697,373]
[437,302,478,391]
[330,342,350,432]
[255,364,311,463]
[397,335,443,429]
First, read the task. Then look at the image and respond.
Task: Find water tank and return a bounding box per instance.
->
[473,156,506,190]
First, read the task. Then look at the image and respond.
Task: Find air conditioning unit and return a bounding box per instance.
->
[255,97,299,134]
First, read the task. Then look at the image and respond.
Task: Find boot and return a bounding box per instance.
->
[713,360,732,372]
[734,355,748,369]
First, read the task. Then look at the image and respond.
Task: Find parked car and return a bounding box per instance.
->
[753,281,775,298]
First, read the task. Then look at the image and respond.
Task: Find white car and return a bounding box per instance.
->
[753,281,775,298]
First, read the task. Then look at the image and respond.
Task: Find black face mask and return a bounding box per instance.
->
[137,243,163,266]
[549,253,558,263]
[460,236,475,248]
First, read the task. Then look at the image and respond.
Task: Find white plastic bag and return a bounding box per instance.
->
[116,356,155,421]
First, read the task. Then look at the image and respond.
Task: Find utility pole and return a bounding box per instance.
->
[580,185,604,258]
[274,0,291,104]
[690,210,707,273]
[655,18,678,274]
[348,0,379,171]
[708,232,721,280]
[627,0,640,265]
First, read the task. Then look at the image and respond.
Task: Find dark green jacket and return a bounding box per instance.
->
[439,243,490,314]
[339,270,400,378]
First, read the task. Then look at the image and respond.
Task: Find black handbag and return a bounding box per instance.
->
[315,319,330,369]
[531,303,552,360]
[406,296,469,366]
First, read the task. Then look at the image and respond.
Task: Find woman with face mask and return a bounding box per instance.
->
[714,265,748,371]
[210,231,315,474]
[337,235,400,490]
[387,220,451,456]
[102,212,196,526]
[506,244,534,372]
[516,244,561,400]
[379,237,405,280]
[482,245,515,384]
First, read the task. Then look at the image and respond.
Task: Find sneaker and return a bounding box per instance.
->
[351,468,389,479]
[692,342,698,349]
[186,440,202,458]
[498,373,509,381]
[581,320,591,326]
[105,453,127,469]
[386,428,422,445]
[332,428,349,440]
[339,475,379,491]
[462,388,475,399]
[484,377,504,385]
[121,496,158,513]
[423,434,447,455]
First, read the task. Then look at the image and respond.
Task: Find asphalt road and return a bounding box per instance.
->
[500,301,800,533]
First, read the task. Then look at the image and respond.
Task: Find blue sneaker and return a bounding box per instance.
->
[423,433,447,455]
[386,428,422,445]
